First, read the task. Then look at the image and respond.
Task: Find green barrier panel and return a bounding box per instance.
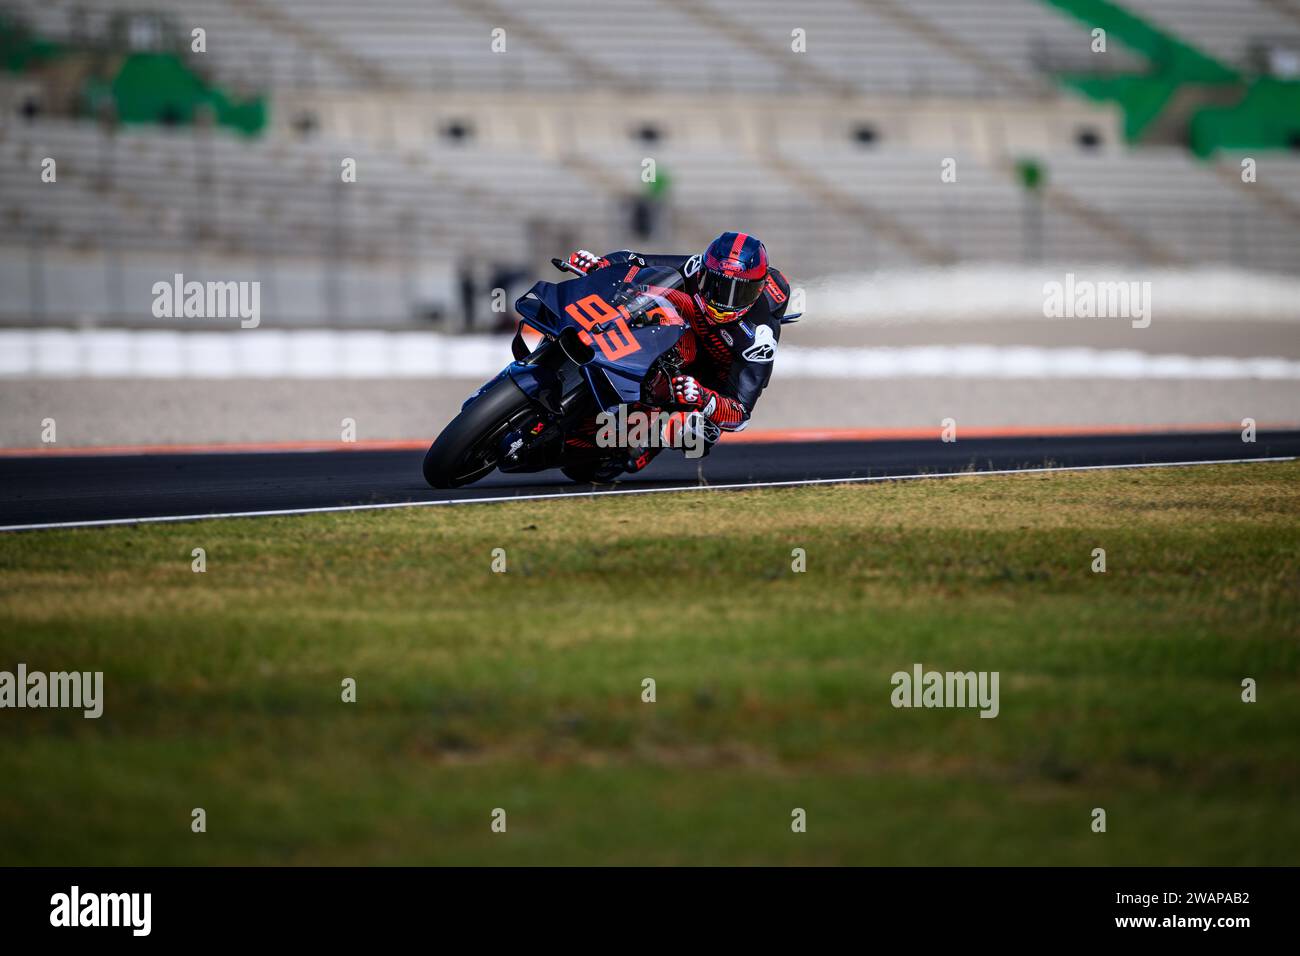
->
[0,13,63,72]
[1190,78,1300,155]
[109,52,266,135]
[1042,0,1238,82]
[1035,0,1300,154]
[1056,73,1181,142]
[2,14,266,137]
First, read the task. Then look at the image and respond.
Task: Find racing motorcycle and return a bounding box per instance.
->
[423,256,801,488]
[422,256,693,488]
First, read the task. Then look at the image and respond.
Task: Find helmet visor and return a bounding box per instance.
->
[699,268,764,318]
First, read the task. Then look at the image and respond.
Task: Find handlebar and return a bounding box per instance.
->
[551,257,586,277]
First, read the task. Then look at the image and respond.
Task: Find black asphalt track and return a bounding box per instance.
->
[1,430,1296,529]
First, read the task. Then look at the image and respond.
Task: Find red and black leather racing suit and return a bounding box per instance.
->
[598,250,789,452]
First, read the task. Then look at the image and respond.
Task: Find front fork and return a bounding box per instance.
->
[489,360,600,472]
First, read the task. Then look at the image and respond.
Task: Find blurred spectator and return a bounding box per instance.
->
[632,165,671,241]
[457,257,476,332]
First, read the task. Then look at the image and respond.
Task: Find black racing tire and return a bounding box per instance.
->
[423,378,534,489]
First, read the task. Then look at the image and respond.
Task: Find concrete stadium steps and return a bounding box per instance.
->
[1039,149,1298,270]
[571,142,934,273]
[589,143,978,270]
[13,0,577,92]
[16,0,1292,100]
[2,118,618,263]
[904,0,1144,78]
[1227,153,1300,205]
[1122,0,1299,70]
[3,0,1121,96]
[263,0,584,90]
[494,0,777,94]
[696,0,991,95]
[14,0,322,91]
[10,112,1300,307]
[772,144,1029,263]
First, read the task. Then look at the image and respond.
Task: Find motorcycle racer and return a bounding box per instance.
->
[564,232,790,478]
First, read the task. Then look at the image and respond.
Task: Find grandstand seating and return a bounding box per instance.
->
[1124,0,1300,72]
[1040,148,1299,271]
[2,0,1298,325]
[6,110,1294,298]
[0,116,610,258]
[13,0,1298,95]
[4,0,1149,96]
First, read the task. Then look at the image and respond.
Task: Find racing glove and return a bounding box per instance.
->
[671,374,704,407]
[566,249,609,275]
[671,375,748,430]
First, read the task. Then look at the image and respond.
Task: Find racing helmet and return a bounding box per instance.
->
[694,231,768,324]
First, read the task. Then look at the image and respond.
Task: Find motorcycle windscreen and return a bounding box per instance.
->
[514,285,558,335]
[547,268,687,378]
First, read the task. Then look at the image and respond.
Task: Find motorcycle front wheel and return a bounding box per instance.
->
[422,378,535,489]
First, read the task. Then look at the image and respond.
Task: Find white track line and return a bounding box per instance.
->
[0,456,1293,533]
